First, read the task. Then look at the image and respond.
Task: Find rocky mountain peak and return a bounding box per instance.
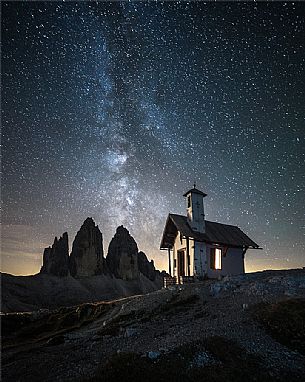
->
[138,251,156,281]
[82,217,95,227]
[40,220,160,283]
[115,225,135,238]
[106,226,158,282]
[106,225,139,280]
[40,232,69,277]
[69,217,105,277]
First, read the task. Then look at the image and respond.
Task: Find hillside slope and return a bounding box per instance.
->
[1,272,163,313]
[2,269,305,382]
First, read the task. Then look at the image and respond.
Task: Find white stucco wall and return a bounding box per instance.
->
[172,232,195,277]
[171,233,245,279]
[173,233,185,277]
[186,192,205,233]
[206,245,245,278]
[194,241,206,277]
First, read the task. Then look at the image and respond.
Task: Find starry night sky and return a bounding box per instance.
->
[2,1,305,275]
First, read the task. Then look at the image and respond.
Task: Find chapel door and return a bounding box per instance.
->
[177,250,185,277]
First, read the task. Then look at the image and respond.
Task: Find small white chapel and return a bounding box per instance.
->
[160,185,260,283]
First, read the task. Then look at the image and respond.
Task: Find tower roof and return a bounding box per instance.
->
[183,185,207,198]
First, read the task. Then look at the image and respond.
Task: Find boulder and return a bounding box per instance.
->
[147,351,161,360]
[106,226,139,281]
[69,218,105,277]
[40,233,69,277]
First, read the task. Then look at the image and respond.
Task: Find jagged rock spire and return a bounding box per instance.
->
[40,232,69,277]
[69,217,105,277]
[40,220,158,282]
[138,251,156,281]
[106,225,139,281]
[106,226,157,282]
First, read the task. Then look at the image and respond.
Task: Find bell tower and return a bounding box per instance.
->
[183,184,207,233]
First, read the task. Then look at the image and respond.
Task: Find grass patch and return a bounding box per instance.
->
[251,298,305,355]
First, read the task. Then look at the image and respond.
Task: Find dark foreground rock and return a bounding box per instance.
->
[1,269,305,382]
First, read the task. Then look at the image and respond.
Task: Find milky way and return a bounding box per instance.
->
[2,1,305,275]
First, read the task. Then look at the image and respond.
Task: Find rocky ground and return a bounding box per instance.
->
[2,268,305,382]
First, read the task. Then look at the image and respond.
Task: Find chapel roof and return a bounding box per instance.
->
[160,213,260,250]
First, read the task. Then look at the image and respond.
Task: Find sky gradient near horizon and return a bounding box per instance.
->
[2,1,305,275]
